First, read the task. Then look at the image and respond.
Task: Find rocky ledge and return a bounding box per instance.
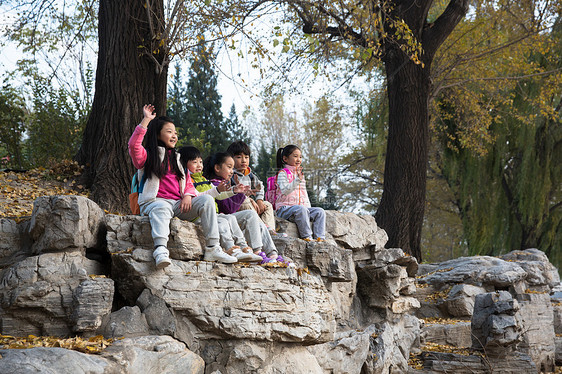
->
[0,195,560,374]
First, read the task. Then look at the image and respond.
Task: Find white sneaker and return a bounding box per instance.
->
[243,249,264,262]
[229,248,255,262]
[154,253,172,269]
[204,247,238,264]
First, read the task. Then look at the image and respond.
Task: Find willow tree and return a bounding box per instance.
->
[432,7,562,260]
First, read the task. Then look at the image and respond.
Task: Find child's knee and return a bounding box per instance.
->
[294,205,309,215]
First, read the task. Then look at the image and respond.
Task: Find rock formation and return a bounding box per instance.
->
[1,195,560,373]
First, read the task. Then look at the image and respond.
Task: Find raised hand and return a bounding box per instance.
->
[141,104,156,128]
[233,183,251,194]
[143,104,156,120]
[296,166,304,180]
[217,179,231,192]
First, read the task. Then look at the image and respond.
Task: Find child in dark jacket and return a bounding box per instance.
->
[227,141,277,234]
[204,152,285,263]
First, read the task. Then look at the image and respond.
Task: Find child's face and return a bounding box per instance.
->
[283,148,302,167]
[232,153,250,171]
[214,156,235,180]
[158,123,178,148]
[187,157,203,174]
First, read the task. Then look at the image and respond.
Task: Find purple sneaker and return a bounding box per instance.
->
[257,251,276,265]
[275,256,295,268]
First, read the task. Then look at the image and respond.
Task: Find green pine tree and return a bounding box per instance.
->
[185,42,225,155]
[224,103,249,146]
[167,64,206,149]
[254,143,276,182]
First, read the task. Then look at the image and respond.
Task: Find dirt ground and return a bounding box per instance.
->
[0,161,90,221]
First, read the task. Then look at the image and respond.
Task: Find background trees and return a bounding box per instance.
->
[1,0,560,265]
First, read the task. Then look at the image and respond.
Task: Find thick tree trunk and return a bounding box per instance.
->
[375,49,431,261]
[76,0,168,212]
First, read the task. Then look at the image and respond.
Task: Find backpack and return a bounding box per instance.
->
[128,171,147,215]
[264,168,292,210]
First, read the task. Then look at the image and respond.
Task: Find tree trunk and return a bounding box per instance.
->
[375,49,431,262]
[76,0,168,212]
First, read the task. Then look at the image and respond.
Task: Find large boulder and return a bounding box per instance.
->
[110,250,336,347]
[325,211,388,258]
[471,291,522,356]
[0,252,113,336]
[417,256,527,289]
[500,248,560,289]
[201,340,324,374]
[28,196,105,253]
[105,214,205,261]
[0,335,204,374]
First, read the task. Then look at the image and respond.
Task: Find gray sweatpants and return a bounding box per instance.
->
[217,213,248,250]
[140,195,219,251]
[276,205,326,239]
[230,210,278,257]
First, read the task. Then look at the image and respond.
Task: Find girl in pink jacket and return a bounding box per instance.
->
[274,145,326,242]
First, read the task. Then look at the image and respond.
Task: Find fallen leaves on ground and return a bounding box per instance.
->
[422,317,469,325]
[424,286,452,304]
[1,161,89,221]
[0,334,114,354]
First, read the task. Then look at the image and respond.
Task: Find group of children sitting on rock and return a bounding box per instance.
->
[128,104,326,269]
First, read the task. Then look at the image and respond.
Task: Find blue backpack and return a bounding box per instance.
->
[128,171,147,215]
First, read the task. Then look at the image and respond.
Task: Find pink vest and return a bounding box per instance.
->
[275,165,311,208]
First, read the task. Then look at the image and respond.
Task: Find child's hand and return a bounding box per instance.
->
[180,194,192,213]
[296,166,304,180]
[255,199,266,214]
[233,183,250,194]
[217,179,231,192]
[141,104,156,128]
[143,104,156,120]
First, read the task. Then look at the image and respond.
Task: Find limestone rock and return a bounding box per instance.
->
[0,347,110,374]
[0,252,109,336]
[553,303,562,335]
[111,251,336,345]
[272,237,308,268]
[136,288,176,335]
[444,284,487,317]
[556,336,562,365]
[274,217,301,239]
[307,329,370,374]
[306,241,354,282]
[98,306,150,338]
[28,195,105,253]
[357,263,412,310]
[0,335,205,374]
[362,314,421,373]
[500,248,560,288]
[421,321,472,348]
[417,256,527,289]
[102,335,205,373]
[325,211,388,254]
[420,351,537,373]
[0,218,28,270]
[201,340,323,374]
[374,248,419,277]
[515,292,556,372]
[71,277,114,332]
[471,291,522,355]
[105,214,205,261]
